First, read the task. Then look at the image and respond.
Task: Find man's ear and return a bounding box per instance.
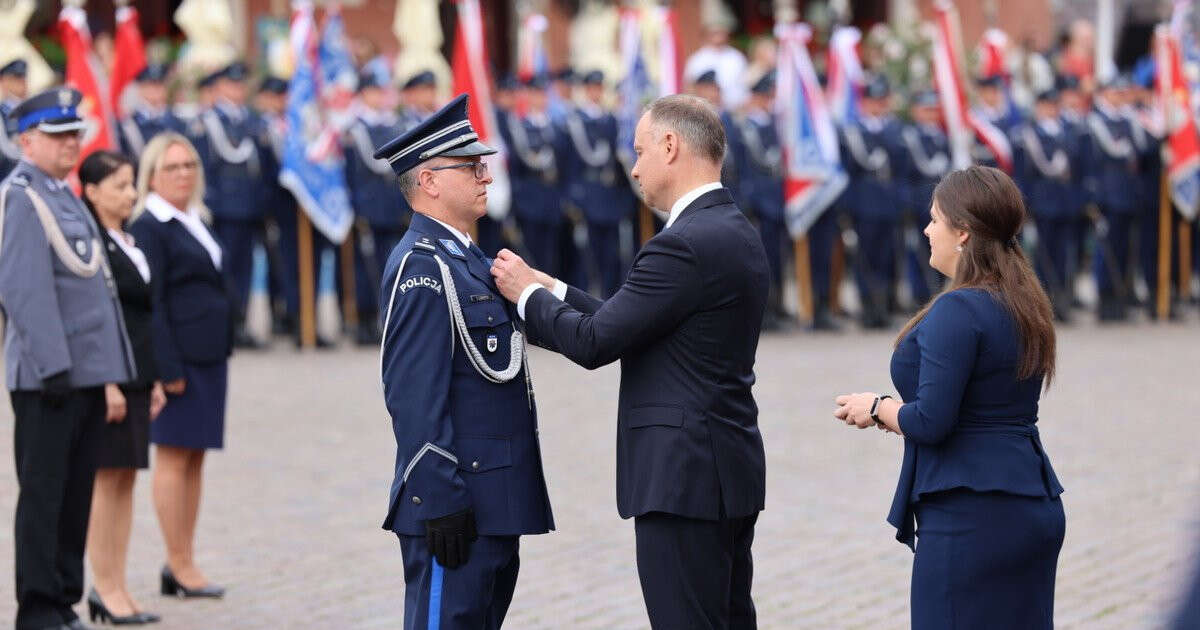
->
[418,168,438,199]
[661,130,678,165]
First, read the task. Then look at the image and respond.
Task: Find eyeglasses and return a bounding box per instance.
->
[161,160,199,175]
[428,161,489,180]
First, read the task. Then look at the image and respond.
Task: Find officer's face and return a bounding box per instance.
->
[584,83,605,104]
[151,142,200,209]
[1035,100,1059,120]
[139,82,168,109]
[912,104,940,126]
[216,78,247,105]
[21,129,81,179]
[924,201,966,277]
[693,84,721,108]
[1,75,27,100]
[428,157,491,221]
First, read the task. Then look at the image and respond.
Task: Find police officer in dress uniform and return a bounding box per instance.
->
[561,70,633,298]
[550,68,590,292]
[970,75,1024,168]
[117,64,184,159]
[691,69,740,189]
[1129,65,1175,318]
[0,88,137,630]
[507,75,564,276]
[732,72,791,329]
[194,61,269,346]
[374,94,554,630]
[253,75,303,338]
[399,70,438,129]
[345,71,411,344]
[1013,87,1079,321]
[1057,74,1092,310]
[477,74,521,258]
[1087,75,1141,321]
[900,89,951,306]
[0,59,29,180]
[841,75,906,328]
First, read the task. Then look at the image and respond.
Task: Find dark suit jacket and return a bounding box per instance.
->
[103,230,159,388]
[524,188,770,521]
[129,212,233,382]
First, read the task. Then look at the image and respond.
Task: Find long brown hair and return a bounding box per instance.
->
[895,166,1056,387]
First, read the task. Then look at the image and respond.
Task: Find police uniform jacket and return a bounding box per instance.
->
[1013,119,1077,221]
[840,116,906,221]
[0,101,20,180]
[0,161,136,390]
[506,112,563,225]
[119,106,185,159]
[379,212,554,536]
[1085,102,1140,214]
[345,110,411,230]
[561,104,631,225]
[522,188,769,521]
[732,109,784,222]
[900,122,950,221]
[1061,109,1093,217]
[195,102,266,222]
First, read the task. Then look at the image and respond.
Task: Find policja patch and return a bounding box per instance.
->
[397,275,443,295]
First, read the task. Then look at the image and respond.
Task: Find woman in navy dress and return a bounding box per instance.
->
[835,165,1065,629]
[129,132,231,599]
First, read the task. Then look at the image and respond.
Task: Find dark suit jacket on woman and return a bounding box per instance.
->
[522,188,771,521]
[103,229,158,388]
[888,287,1065,549]
[128,210,232,383]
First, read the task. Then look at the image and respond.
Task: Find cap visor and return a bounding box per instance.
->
[37,119,86,134]
[440,140,497,158]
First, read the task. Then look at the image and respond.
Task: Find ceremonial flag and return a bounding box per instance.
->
[616,8,653,173]
[58,5,117,163]
[1157,24,1200,220]
[930,1,1012,172]
[318,4,357,136]
[775,23,848,236]
[826,25,864,126]
[452,0,511,219]
[1171,0,1200,122]
[278,1,353,244]
[977,28,1008,79]
[654,6,682,97]
[110,1,146,119]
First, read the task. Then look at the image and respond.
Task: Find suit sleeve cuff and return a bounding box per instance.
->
[517,280,567,319]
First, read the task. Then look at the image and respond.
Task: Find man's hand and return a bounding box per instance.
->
[424,508,478,569]
[490,249,541,303]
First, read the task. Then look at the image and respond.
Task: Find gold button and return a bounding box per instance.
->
[471,461,480,470]
[411,496,422,505]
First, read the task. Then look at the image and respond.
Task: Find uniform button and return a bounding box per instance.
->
[471,461,480,470]
[411,496,422,505]
[487,316,494,323]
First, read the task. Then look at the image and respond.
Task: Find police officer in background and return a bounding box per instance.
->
[374,94,554,630]
[399,70,438,128]
[900,89,950,306]
[0,59,29,180]
[254,75,302,338]
[1087,75,1141,321]
[477,74,521,257]
[345,71,411,344]
[733,71,791,329]
[0,88,137,630]
[194,61,269,346]
[970,75,1024,168]
[1130,65,1175,319]
[841,75,905,328]
[691,69,739,188]
[117,64,184,159]
[561,70,633,298]
[1057,74,1092,310]
[1013,87,1078,321]
[549,67,589,290]
[506,75,564,276]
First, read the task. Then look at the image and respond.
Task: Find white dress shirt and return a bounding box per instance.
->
[427,215,473,248]
[144,193,223,270]
[107,228,151,283]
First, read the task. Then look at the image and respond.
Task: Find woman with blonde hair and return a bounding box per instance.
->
[128,132,231,599]
[834,166,1065,629]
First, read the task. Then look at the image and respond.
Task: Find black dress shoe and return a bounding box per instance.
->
[88,588,158,626]
[160,566,225,599]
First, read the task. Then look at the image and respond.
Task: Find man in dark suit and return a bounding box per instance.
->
[492,94,769,630]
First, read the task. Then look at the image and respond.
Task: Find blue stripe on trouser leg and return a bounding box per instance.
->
[428,558,443,630]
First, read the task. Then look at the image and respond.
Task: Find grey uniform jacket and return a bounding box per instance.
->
[0,160,135,391]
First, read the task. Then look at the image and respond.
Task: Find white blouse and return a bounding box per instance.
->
[143,193,223,270]
[106,228,151,283]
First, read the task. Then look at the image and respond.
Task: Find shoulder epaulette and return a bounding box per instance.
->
[412,237,437,253]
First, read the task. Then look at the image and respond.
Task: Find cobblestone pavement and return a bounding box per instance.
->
[1,317,1199,629]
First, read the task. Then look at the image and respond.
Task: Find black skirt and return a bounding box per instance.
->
[94,385,151,469]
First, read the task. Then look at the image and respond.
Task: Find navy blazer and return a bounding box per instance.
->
[129,211,233,382]
[888,288,1064,549]
[102,230,159,388]
[523,188,770,521]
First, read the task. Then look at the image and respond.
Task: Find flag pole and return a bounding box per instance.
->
[1181,215,1193,299]
[830,232,844,315]
[1157,170,1172,319]
[298,209,317,348]
[340,235,358,330]
[793,236,813,325]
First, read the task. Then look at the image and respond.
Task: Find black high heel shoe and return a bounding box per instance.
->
[160,566,225,598]
[87,588,160,625]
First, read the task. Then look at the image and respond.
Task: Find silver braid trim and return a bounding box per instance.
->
[565,112,611,168]
[23,186,104,278]
[1020,126,1069,179]
[902,127,949,178]
[844,126,890,179]
[1087,112,1133,159]
[349,122,397,177]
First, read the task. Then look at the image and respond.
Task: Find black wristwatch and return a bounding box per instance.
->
[869,395,894,424]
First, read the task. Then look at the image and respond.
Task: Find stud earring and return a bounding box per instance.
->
[954,244,963,252]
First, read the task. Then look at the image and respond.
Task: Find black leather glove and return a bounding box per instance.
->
[424,508,478,569]
[41,371,72,408]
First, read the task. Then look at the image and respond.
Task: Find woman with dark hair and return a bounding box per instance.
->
[79,150,166,625]
[834,165,1065,629]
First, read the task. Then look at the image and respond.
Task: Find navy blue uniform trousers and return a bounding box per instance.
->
[634,512,758,630]
[397,535,520,630]
[912,489,1065,630]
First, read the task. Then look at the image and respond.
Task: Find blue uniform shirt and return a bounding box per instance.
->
[195,101,267,222]
[731,108,784,221]
[119,106,186,158]
[561,103,632,225]
[345,110,412,229]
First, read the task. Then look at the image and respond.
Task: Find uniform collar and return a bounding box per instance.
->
[665,182,723,229]
[145,192,198,222]
[411,212,473,249]
[18,160,70,191]
[215,99,246,121]
[358,106,398,128]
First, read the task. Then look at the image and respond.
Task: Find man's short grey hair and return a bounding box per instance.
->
[397,168,419,202]
[647,94,726,165]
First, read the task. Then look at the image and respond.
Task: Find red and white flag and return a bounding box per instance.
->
[977,28,1009,80]
[1156,24,1200,220]
[110,2,146,119]
[930,1,1012,172]
[58,6,117,171]
[452,0,511,220]
[826,25,864,125]
[655,6,682,96]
